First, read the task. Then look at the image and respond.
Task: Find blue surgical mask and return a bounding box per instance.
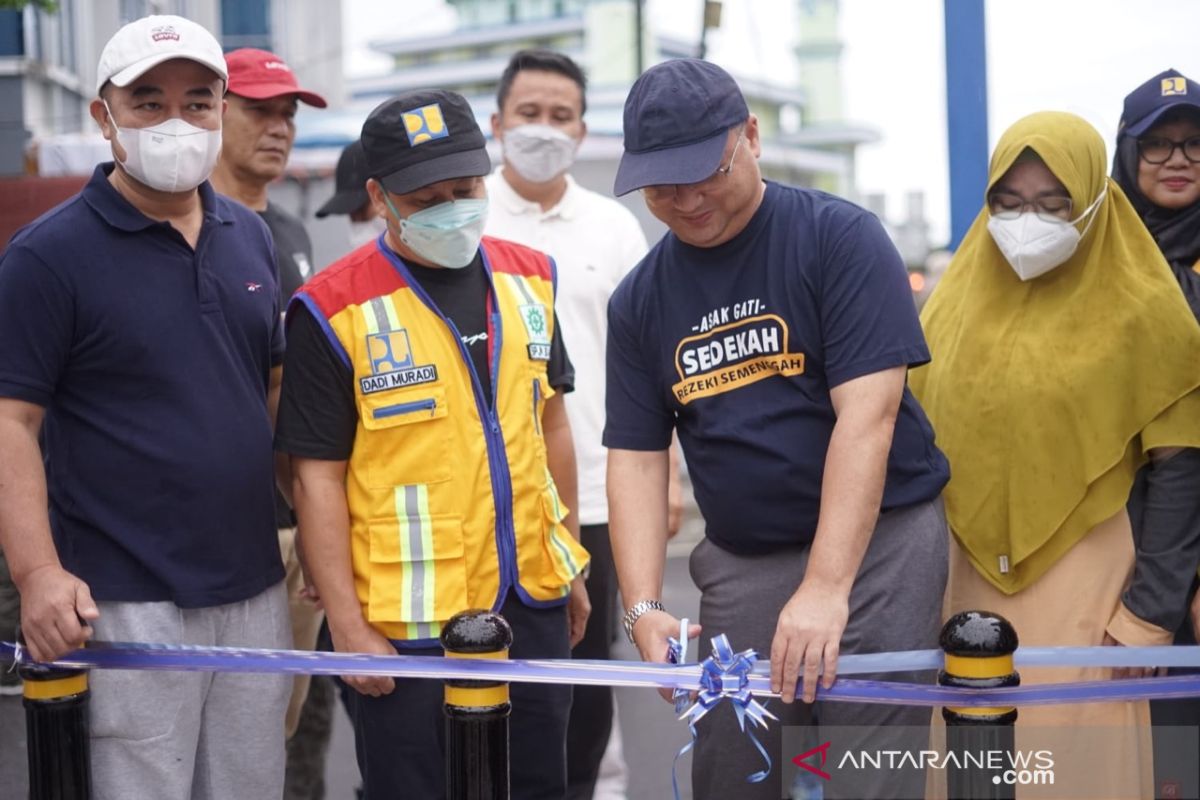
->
[384,195,488,269]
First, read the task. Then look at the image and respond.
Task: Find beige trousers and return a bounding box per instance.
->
[930,510,1161,799]
[278,526,325,739]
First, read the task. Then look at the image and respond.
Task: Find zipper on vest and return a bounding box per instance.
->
[531,379,541,435]
[376,242,521,604]
[372,398,437,420]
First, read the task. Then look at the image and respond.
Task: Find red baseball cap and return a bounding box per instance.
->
[225,48,326,108]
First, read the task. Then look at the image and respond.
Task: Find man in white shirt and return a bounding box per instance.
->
[486,49,679,799]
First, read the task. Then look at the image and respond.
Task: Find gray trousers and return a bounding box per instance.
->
[88,582,292,800]
[689,498,948,800]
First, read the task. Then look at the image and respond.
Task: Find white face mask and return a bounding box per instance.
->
[385,196,489,269]
[105,101,222,193]
[349,217,387,249]
[502,123,578,184]
[986,186,1107,281]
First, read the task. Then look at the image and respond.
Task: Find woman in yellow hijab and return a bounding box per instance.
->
[911,111,1200,798]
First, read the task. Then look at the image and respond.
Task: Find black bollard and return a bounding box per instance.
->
[940,610,1019,800]
[442,610,512,800]
[21,661,92,800]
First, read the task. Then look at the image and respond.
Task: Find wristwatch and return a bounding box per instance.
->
[622,599,666,644]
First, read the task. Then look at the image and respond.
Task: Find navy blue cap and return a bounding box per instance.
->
[614,59,749,196]
[1120,68,1200,137]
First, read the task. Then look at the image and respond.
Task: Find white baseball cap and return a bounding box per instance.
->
[96,15,227,95]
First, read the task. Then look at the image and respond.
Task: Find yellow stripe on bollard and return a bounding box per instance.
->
[944,653,1014,680]
[22,672,88,700]
[445,685,509,708]
[946,705,1015,717]
[444,646,509,707]
[445,650,507,661]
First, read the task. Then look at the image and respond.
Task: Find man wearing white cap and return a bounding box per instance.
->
[0,15,291,799]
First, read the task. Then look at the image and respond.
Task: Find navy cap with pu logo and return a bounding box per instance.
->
[1119,68,1200,138]
[360,89,490,195]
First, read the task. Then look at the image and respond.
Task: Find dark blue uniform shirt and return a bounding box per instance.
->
[604,181,950,554]
[0,164,285,606]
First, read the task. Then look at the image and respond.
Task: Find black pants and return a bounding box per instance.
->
[566,524,619,799]
[350,591,572,800]
[1151,579,1200,800]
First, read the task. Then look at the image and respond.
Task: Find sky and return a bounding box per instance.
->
[343,0,1200,244]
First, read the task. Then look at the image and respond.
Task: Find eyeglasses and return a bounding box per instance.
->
[987,190,1073,222]
[1137,135,1200,165]
[642,128,745,202]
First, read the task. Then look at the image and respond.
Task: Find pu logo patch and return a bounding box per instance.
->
[368,330,414,373]
[402,104,449,146]
[245,282,263,292]
[151,25,179,42]
[1162,77,1188,96]
[362,329,438,394]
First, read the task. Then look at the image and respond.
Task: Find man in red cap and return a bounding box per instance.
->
[210,47,328,747]
[213,48,326,299]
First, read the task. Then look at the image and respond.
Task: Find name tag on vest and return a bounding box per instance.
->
[361,364,439,394]
[528,343,551,361]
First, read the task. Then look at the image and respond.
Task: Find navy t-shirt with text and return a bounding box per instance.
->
[603,181,950,554]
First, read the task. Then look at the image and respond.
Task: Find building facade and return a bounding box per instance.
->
[321,0,873,238]
[0,0,342,177]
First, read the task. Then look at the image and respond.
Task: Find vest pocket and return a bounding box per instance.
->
[366,510,467,624]
[358,385,451,487]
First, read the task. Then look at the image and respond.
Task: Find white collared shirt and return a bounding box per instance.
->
[485,169,649,525]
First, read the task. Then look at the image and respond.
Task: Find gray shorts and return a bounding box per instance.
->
[88,581,292,800]
[689,498,948,800]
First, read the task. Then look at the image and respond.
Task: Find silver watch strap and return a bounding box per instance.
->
[622,599,666,644]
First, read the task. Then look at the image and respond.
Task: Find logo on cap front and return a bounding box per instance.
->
[151,25,180,42]
[1162,77,1188,96]
[264,60,290,71]
[402,104,449,146]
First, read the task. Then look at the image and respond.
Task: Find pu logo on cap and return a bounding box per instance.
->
[402,104,449,146]
[151,25,180,42]
[1162,76,1188,96]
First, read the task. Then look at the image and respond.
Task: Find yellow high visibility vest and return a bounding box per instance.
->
[295,236,588,642]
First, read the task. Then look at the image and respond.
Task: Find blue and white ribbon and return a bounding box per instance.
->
[665,626,779,798]
[10,637,1200,795]
[679,634,778,788]
[5,641,1200,706]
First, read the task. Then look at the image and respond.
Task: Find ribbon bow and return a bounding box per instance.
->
[667,628,777,798]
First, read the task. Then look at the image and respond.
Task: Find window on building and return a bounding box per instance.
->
[455,0,510,28]
[221,0,271,51]
[517,0,556,20]
[0,9,22,57]
[57,0,76,73]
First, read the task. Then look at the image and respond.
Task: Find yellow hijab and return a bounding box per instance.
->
[910,111,1200,594]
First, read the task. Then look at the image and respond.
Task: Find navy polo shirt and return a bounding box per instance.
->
[604,181,950,554]
[0,164,286,607]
